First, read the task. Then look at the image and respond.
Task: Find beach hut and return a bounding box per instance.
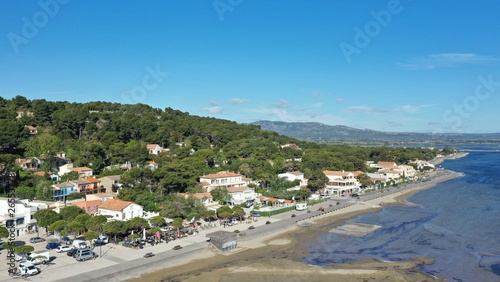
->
[206,231,238,252]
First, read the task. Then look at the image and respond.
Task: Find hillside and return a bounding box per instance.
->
[251,120,500,145]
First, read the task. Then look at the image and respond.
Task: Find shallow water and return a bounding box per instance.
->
[303,149,500,282]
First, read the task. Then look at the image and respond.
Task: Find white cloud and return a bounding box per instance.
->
[230,98,248,105]
[336,98,345,103]
[271,99,289,109]
[347,106,390,113]
[202,106,224,114]
[399,53,499,70]
[399,104,432,114]
[210,100,219,106]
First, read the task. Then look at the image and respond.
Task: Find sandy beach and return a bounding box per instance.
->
[125,172,462,282]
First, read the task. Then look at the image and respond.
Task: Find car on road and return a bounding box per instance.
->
[29,237,45,243]
[56,245,73,253]
[351,193,360,197]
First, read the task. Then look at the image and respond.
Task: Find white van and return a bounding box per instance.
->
[296,203,308,211]
[19,262,39,276]
[72,240,87,249]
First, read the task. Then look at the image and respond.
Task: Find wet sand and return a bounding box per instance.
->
[126,187,446,282]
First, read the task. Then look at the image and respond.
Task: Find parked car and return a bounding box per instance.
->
[15,252,31,262]
[67,248,78,257]
[29,237,45,243]
[251,211,261,217]
[93,239,106,246]
[61,236,72,245]
[75,249,97,261]
[45,242,60,250]
[351,193,360,197]
[56,245,73,253]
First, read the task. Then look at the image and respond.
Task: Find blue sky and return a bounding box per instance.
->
[1,0,499,133]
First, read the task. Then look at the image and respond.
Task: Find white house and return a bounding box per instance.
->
[323,170,361,197]
[226,186,256,207]
[146,144,163,155]
[278,171,308,188]
[398,165,417,178]
[0,199,48,236]
[199,171,246,192]
[97,199,143,221]
[414,160,436,170]
[379,167,402,180]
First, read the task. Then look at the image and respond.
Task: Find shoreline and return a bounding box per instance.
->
[125,171,463,282]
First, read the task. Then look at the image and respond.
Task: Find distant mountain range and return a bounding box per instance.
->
[250,120,500,145]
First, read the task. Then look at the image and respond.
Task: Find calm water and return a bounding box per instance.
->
[304,148,500,282]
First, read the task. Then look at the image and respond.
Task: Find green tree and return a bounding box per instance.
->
[49,220,68,236]
[210,187,230,204]
[149,216,166,227]
[66,221,85,238]
[296,188,312,201]
[34,209,62,235]
[356,173,373,188]
[125,217,149,233]
[60,206,85,221]
[74,214,91,232]
[0,226,8,239]
[15,245,34,254]
[232,206,245,221]
[35,180,54,201]
[217,205,233,220]
[171,217,183,238]
[86,215,107,233]
[103,221,125,242]
[84,231,99,246]
[14,186,36,200]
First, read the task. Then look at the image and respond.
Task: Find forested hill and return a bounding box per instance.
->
[251,120,500,144]
[1,96,441,208]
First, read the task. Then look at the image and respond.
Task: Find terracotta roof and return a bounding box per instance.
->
[323,170,351,176]
[34,171,46,177]
[185,192,212,200]
[146,144,159,149]
[352,171,364,177]
[71,167,93,172]
[99,175,121,181]
[146,161,158,165]
[90,193,115,199]
[85,177,101,183]
[227,187,250,193]
[199,181,210,186]
[200,171,243,179]
[377,161,397,166]
[71,200,101,210]
[98,199,140,211]
[53,182,75,189]
[288,171,303,176]
[70,179,91,185]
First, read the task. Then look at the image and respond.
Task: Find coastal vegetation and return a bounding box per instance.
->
[1,96,446,219]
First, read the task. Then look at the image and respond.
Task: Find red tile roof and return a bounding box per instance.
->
[200,171,242,179]
[98,199,139,211]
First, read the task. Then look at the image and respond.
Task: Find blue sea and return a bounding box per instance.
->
[304,146,500,282]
